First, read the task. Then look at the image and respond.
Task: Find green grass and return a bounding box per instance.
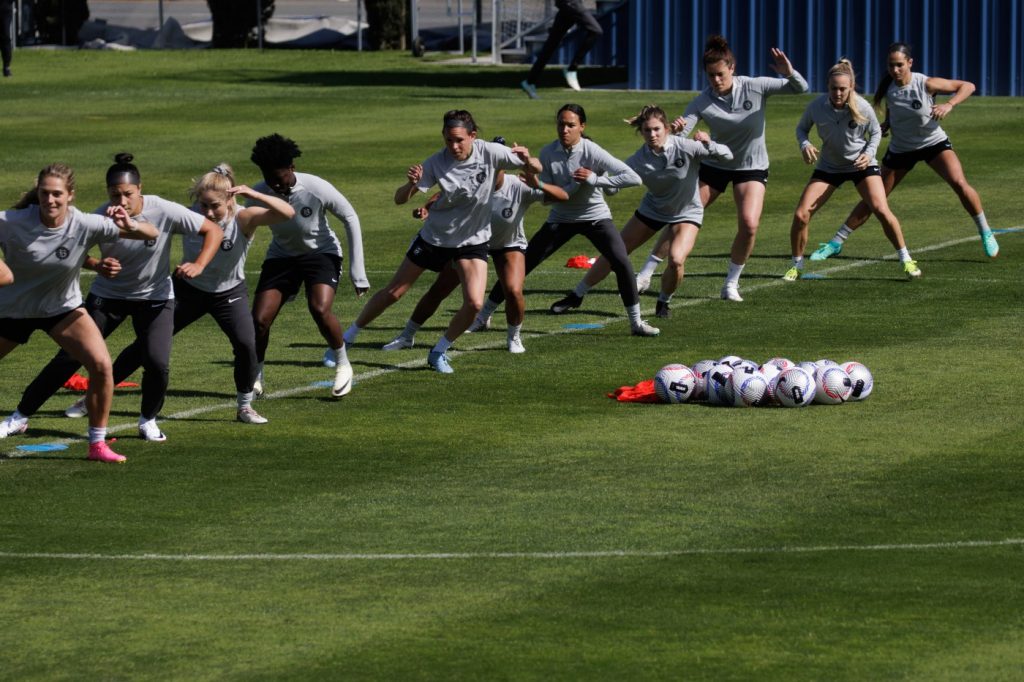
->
[1,50,1023,680]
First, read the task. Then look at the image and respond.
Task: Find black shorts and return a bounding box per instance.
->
[255,252,342,299]
[882,138,953,170]
[811,166,881,188]
[634,211,701,232]
[406,235,488,273]
[699,164,769,194]
[0,309,81,344]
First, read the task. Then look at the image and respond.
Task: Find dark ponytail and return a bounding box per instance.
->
[874,42,913,107]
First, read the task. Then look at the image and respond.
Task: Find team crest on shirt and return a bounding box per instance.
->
[221,239,234,251]
[911,99,922,110]
[56,246,70,260]
[742,100,753,111]
[502,207,514,219]
[301,207,313,218]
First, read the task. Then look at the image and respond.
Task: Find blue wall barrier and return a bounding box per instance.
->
[628,0,1024,96]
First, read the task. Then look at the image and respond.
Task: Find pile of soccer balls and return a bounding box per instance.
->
[653,357,873,407]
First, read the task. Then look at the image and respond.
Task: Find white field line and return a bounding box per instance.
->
[0,538,1021,562]
[4,228,1017,457]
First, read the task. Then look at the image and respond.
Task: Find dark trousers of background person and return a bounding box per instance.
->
[17,295,175,420]
[1,0,14,75]
[526,0,604,85]
[487,219,639,307]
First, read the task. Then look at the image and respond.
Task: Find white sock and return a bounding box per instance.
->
[343,323,361,344]
[834,224,853,243]
[626,303,642,327]
[657,292,673,303]
[432,337,453,354]
[480,298,499,319]
[897,248,911,262]
[237,391,253,409]
[88,426,106,445]
[973,213,991,233]
[725,261,745,286]
[333,345,349,367]
[792,256,804,269]
[638,254,663,278]
[402,319,421,339]
[573,281,591,298]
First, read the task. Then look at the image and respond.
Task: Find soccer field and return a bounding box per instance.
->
[1,50,1022,679]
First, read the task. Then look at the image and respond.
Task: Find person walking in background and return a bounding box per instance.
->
[810,42,999,262]
[1,0,14,77]
[0,163,160,463]
[520,0,603,99]
[784,59,920,282]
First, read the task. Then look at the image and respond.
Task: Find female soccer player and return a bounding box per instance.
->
[382,161,560,355]
[249,134,368,399]
[810,42,999,261]
[0,163,159,462]
[343,110,541,373]
[8,153,223,443]
[64,164,295,425]
[547,104,732,319]
[472,103,657,337]
[784,59,920,281]
[632,36,808,302]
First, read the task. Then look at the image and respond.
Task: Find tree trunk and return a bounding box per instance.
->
[364,0,406,50]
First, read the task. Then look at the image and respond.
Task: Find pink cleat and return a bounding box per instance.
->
[87,441,126,464]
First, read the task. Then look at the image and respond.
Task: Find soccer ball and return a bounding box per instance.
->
[728,367,770,407]
[775,367,816,407]
[813,366,853,404]
[763,357,795,373]
[841,361,874,401]
[654,364,698,404]
[689,359,717,400]
[703,363,735,406]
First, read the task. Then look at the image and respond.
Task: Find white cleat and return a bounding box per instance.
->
[631,320,660,337]
[236,406,269,424]
[332,362,353,398]
[65,397,88,418]
[138,419,167,442]
[0,414,28,438]
[720,284,743,302]
[508,332,526,354]
[382,335,414,351]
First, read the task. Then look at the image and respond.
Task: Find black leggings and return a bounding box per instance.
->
[526,0,604,82]
[487,218,638,307]
[109,280,258,395]
[18,294,174,420]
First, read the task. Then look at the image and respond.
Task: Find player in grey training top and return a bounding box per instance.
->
[249,133,368,400]
[785,60,920,283]
[634,35,809,303]
[12,153,224,445]
[0,162,160,463]
[474,103,660,338]
[344,110,540,374]
[64,164,295,428]
[549,105,732,320]
[812,41,999,262]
